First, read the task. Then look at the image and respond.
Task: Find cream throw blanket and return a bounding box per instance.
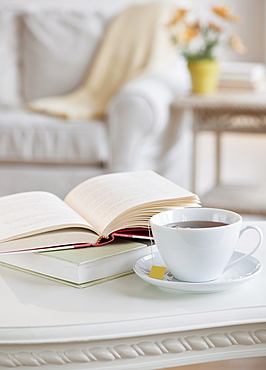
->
[27,1,175,120]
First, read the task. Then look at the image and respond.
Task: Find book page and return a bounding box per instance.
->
[0,228,98,254]
[64,170,199,236]
[0,191,97,243]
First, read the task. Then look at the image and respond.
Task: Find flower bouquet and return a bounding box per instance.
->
[166,4,246,93]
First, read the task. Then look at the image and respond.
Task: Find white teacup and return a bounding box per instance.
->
[150,208,263,283]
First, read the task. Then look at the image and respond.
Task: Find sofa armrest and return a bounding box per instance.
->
[106,60,191,176]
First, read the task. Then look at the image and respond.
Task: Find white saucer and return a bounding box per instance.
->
[133,250,262,294]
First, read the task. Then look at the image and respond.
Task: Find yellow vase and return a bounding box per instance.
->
[187,60,219,94]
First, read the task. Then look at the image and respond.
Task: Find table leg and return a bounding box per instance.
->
[215,131,221,186]
[191,121,197,193]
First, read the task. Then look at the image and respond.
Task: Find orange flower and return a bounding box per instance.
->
[166,5,246,60]
[212,5,242,22]
[208,22,223,33]
[179,24,199,43]
[166,9,188,27]
[191,21,201,31]
[230,35,247,54]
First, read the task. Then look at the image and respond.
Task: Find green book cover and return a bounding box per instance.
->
[38,238,148,265]
[0,238,151,287]
[0,262,133,289]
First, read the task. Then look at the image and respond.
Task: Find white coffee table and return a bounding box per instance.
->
[0,221,265,370]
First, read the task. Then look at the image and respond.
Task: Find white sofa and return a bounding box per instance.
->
[0,0,192,198]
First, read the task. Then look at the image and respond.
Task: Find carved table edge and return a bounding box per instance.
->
[0,324,265,367]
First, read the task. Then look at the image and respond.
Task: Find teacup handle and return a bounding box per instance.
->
[224,225,263,271]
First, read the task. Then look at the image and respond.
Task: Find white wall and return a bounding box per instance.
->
[229,0,265,63]
[183,0,265,63]
[1,0,265,63]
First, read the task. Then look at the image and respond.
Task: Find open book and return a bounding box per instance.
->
[0,170,200,254]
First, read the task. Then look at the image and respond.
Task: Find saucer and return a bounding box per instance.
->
[133,250,262,294]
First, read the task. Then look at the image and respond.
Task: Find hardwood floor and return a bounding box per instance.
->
[162,357,266,370]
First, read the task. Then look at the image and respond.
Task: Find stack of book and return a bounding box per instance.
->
[0,238,152,288]
[218,62,266,93]
[0,170,199,287]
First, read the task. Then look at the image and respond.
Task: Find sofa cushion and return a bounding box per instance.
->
[0,12,21,108]
[0,110,108,165]
[22,10,110,102]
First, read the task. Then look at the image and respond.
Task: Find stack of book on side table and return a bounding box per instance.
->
[218,62,266,93]
[0,170,200,287]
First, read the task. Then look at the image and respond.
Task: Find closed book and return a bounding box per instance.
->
[218,83,266,94]
[0,239,152,288]
[218,62,266,89]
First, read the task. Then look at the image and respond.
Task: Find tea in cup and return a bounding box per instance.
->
[150,208,263,283]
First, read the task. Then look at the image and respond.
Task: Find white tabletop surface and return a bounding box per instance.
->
[0,220,265,344]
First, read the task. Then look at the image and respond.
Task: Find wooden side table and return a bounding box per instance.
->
[175,92,266,214]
